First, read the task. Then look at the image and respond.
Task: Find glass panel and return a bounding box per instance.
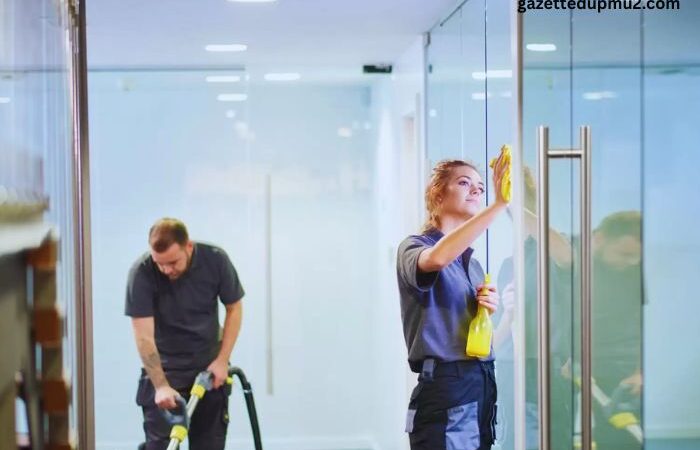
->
[427,0,488,253]
[1,0,78,437]
[88,69,388,448]
[485,0,516,447]
[643,3,700,450]
[426,7,463,165]
[572,9,644,450]
[460,0,487,262]
[88,69,253,445]
[522,8,576,450]
[258,83,377,439]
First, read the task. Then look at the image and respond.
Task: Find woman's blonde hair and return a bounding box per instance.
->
[421,159,480,233]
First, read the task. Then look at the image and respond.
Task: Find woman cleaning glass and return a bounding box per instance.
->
[397,151,510,450]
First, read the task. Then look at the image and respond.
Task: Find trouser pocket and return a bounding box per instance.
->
[479,362,498,446]
[135,371,154,407]
[445,401,481,450]
[405,409,417,433]
[405,382,423,433]
[408,401,481,450]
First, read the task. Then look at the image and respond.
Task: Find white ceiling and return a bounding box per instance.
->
[86,0,457,73]
[86,0,700,78]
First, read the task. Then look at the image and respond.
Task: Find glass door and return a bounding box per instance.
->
[520,7,644,450]
[521,8,576,450]
[572,9,643,450]
[643,3,700,450]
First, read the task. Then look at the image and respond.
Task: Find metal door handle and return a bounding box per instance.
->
[536,125,592,450]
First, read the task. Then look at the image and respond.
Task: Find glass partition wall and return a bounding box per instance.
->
[642,3,700,450]
[80,1,700,449]
[427,1,700,450]
[1,0,85,443]
[4,0,698,448]
[522,7,644,450]
[427,1,516,448]
[88,69,412,449]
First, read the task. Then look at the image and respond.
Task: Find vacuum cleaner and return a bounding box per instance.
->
[159,366,263,450]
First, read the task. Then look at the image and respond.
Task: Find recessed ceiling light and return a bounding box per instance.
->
[526,43,557,52]
[338,127,353,138]
[583,91,617,101]
[217,93,248,102]
[225,109,237,118]
[206,75,241,83]
[205,44,247,52]
[264,72,301,81]
[472,70,512,80]
[471,92,492,101]
[0,97,10,104]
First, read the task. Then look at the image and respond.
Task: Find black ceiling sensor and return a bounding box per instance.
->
[363,64,393,74]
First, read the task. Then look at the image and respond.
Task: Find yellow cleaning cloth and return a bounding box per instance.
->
[489,145,512,202]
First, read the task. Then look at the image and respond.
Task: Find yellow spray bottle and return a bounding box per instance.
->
[466,273,493,358]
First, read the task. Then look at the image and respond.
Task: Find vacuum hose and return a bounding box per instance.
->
[227,367,263,450]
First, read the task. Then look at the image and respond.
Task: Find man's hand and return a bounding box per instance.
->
[476,283,499,315]
[155,385,180,409]
[560,357,573,380]
[620,371,642,396]
[207,358,228,389]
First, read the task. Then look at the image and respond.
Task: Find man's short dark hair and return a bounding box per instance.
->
[595,211,641,240]
[149,218,189,252]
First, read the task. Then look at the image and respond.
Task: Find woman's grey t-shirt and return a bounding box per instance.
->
[397,229,492,371]
[125,242,245,371]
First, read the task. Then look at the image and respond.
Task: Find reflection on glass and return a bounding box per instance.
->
[522,7,575,449]
[590,211,642,450]
[572,9,643,450]
[520,5,646,449]
[2,0,79,440]
[510,161,576,450]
